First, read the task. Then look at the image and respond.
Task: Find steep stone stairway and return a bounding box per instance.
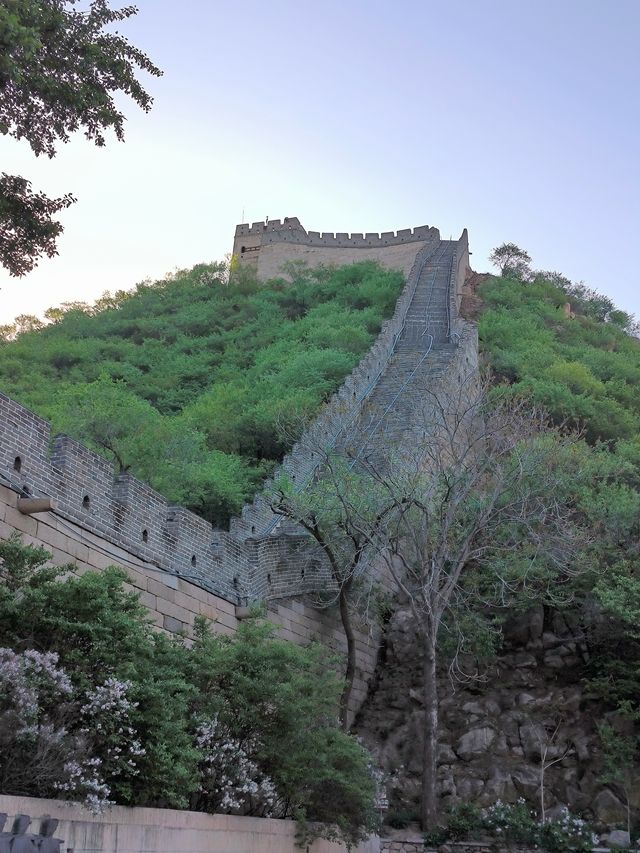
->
[229,238,461,540]
[340,241,458,467]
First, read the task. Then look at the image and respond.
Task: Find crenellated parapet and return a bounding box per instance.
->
[233,216,440,259]
[0,394,238,601]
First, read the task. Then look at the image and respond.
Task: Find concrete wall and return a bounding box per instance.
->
[0,794,380,853]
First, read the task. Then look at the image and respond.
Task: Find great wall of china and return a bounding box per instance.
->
[0,218,477,717]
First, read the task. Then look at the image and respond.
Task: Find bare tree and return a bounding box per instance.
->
[272,378,592,827]
[351,379,591,829]
[520,715,573,822]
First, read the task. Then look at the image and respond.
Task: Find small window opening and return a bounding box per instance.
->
[267,573,272,585]
[142,529,148,543]
[191,554,197,567]
[13,456,22,473]
[233,576,239,588]
[251,524,256,534]
[82,495,90,510]
[300,568,305,579]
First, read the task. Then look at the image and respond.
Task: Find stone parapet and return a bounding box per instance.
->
[0,393,238,602]
[234,217,438,249]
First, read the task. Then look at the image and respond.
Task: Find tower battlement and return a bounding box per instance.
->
[232,217,440,279]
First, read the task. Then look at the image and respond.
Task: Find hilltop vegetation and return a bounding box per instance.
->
[0,261,403,526]
[478,267,640,763]
[478,272,640,444]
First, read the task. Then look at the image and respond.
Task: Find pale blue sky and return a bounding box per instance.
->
[1,0,639,322]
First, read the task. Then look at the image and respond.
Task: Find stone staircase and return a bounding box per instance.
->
[229,237,463,542]
[340,241,458,467]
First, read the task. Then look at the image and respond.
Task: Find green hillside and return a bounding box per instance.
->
[0,261,404,526]
[478,273,640,444]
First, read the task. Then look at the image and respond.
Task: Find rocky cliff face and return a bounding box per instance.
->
[355,605,631,829]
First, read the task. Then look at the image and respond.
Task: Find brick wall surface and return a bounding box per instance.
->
[0,481,379,721]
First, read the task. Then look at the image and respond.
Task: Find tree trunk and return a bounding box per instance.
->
[338,581,356,731]
[421,631,439,830]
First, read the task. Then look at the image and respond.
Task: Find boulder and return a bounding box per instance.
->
[455,727,495,761]
[455,776,484,798]
[514,652,537,669]
[603,830,631,848]
[511,766,541,799]
[503,604,544,645]
[519,723,544,760]
[461,700,485,717]
[593,789,627,824]
[481,767,517,803]
[437,743,457,765]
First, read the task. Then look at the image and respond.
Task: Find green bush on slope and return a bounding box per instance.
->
[478,274,640,444]
[0,535,378,848]
[0,261,404,526]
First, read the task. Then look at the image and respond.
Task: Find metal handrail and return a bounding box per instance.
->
[446,240,457,342]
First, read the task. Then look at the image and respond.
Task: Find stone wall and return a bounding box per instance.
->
[0,794,380,853]
[0,480,379,718]
[229,238,442,545]
[0,393,238,601]
[0,224,476,724]
[232,217,439,280]
[255,240,433,281]
[356,605,631,828]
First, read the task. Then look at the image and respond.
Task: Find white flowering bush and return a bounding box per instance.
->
[482,798,535,843]
[538,807,598,853]
[430,800,597,853]
[195,716,276,816]
[54,678,147,813]
[54,757,112,814]
[0,649,147,814]
[80,678,145,802]
[0,647,72,731]
[0,647,77,798]
[0,539,381,848]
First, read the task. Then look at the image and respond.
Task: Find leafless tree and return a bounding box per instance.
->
[273,377,592,827]
[357,378,592,828]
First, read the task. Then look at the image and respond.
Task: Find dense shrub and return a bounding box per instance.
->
[478,274,640,445]
[425,801,596,853]
[0,535,378,847]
